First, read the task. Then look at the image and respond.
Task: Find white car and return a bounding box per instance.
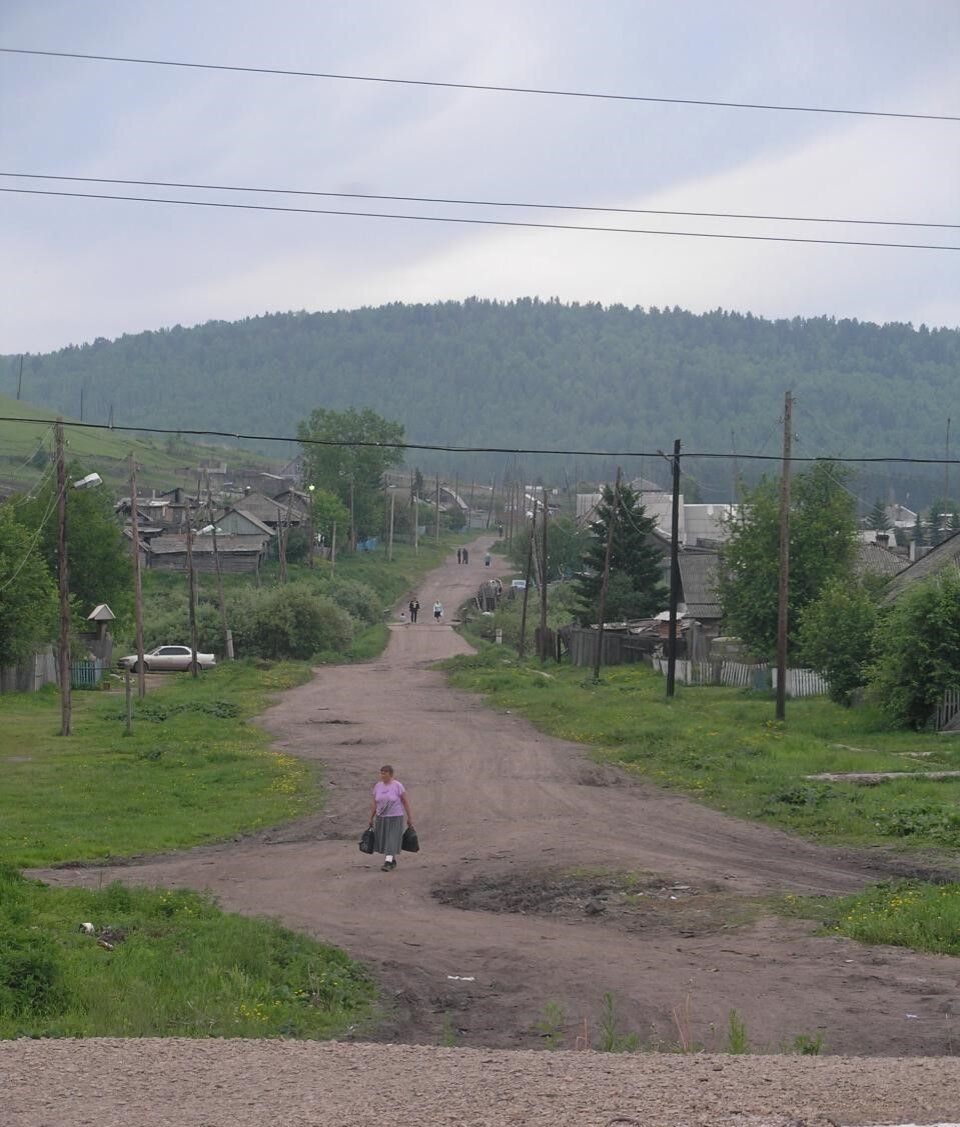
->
[118,645,216,672]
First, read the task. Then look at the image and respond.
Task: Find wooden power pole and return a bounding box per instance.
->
[55,419,72,736]
[776,391,793,722]
[185,517,200,679]
[128,453,146,698]
[539,495,548,661]
[666,439,682,698]
[518,498,538,659]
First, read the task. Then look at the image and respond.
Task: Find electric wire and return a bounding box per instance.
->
[5,187,958,253]
[2,47,957,123]
[2,415,960,465]
[3,172,954,232]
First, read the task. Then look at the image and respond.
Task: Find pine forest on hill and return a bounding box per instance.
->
[4,299,959,507]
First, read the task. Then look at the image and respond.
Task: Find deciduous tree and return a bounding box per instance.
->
[297,408,404,545]
[717,460,858,658]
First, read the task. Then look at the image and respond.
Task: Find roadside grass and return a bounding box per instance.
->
[0,660,319,868]
[777,881,960,957]
[0,867,376,1039]
[443,648,960,853]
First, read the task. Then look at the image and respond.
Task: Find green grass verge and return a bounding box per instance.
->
[0,867,376,1038]
[0,660,319,868]
[778,881,960,957]
[444,648,960,853]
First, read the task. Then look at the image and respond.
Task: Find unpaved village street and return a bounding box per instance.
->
[9,538,960,1126]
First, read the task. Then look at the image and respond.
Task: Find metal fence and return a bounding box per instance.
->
[70,659,106,689]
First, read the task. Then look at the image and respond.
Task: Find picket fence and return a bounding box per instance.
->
[936,688,960,732]
[650,657,829,698]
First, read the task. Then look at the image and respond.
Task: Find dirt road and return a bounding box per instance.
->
[18,539,960,1123]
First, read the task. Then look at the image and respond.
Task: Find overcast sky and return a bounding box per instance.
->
[2,1,958,354]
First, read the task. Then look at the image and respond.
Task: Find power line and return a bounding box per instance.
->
[1,414,959,465]
[2,47,957,123]
[5,187,958,252]
[3,172,955,232]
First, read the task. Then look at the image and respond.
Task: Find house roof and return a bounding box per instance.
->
[855,541,910,581]
[147,534,268,555]
[883,530,960,603]
[231,492,288,521]
[87,603,115,621]
[223,508,275,536]
[677,550,722,619]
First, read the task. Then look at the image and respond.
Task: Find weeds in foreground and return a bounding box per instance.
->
[596,992,641,1053]
[789,1032,825,1055]
[535,999,566,1049]
[724,1008,750,1054]
[438,1012,458,1047]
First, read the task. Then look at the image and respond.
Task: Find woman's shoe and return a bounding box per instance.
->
[381,861,391,871]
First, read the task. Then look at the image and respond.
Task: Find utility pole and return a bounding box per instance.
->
[944,416,952,506]
[55,419,72,736]
[666,439,682,698]
[539,495,549,661]
[434,473,441,542]
[207,478,233,660]
[486,477,496,530]
[775,391,793,722]
[349,479,356,551]
[387,488,396,562]
[128,453,146,698]
[330,520,337,573]
[731,428,740,502]
[518,498,538,659]
[16,355,23,400]
[185,517,199,678]
[593,468,622,684]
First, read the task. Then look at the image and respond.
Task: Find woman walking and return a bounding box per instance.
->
[433,600,443,621]
[368,765,414,872]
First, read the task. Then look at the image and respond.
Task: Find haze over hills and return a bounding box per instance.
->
[4,299,959,506]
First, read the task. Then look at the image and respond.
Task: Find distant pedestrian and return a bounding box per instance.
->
[408,597,420,623]
[484,551,491,566]
[367,765,414,872]
[456,548,462,564]
[462,547,469,564]
[433,600,443,622]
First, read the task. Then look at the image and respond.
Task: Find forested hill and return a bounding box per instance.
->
[5,300,959,503]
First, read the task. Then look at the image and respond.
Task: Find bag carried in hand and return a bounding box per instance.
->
[401,825,420,853]
[359,827,375,854]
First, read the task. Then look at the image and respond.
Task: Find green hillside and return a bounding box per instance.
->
[4,300,959,505]
[0,393,278,497]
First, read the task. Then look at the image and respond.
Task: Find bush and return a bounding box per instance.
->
[868,572,960,728]
[229,584,353,659]
[798,579,878,706]
[319,576,383,626]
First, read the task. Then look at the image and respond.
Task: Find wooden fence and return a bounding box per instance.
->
[936,688,960,731]
[650,657,829,698]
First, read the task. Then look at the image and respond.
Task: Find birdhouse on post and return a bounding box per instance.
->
[87,604,116,643]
